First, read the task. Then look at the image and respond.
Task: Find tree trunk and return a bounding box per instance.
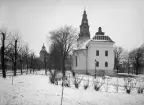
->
[44,61,47,75]
[14,40,17,76]
[1,46,6,78]
[21,67,23,75]
[33,68,35,73]
[136,66,139,75]
[30,57,32,74]
[128,67,130,74]
[26,58,28,74]
[20,61,23,75]
[116,65,119,73]
[14,61,16,76]
[1,33,6,78]
[60,77,64,105]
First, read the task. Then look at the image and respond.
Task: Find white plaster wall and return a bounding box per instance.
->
[87,41,114,71]
[72,50,86,71]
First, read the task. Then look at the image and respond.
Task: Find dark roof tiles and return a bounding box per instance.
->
[92,35,114,42]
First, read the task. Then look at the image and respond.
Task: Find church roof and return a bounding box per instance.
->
[92,27,114,42]
[75,27,114,51]
[92,35,114,42]
[77,39,91,49]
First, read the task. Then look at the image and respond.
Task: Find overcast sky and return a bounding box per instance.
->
[0,0,144,56]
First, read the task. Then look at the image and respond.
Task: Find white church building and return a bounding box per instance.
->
[72,10,116,76]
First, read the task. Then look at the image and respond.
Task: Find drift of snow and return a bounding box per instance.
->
[0,74,144,105]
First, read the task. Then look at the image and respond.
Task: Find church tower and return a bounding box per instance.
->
[40,43,48,61]
[77,9,90,46]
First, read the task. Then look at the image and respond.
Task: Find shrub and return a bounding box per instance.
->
[73,74,83,89]
[49,75,58,85]
[83,78,89,90]
[102,76,111,92]
[49,70,58,85]
[84,84,89,90]
[94,84,101,91]
[124,78,135,94]
[114,77,119,92]
[137,87,143,94]
[136,78,144,94]
[62,76,71,87]
[93,78,104,91]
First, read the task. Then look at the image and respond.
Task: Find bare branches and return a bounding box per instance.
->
[128,47,144,75]
[49,25,78,74]
[49,25,78,56]
[114,46,126,73]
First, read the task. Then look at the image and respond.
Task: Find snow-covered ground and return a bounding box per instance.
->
[0,74,144,105]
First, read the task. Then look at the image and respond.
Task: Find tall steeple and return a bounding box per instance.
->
[78,9,90,42]
[81,9,88,25]
[42,43,46,50]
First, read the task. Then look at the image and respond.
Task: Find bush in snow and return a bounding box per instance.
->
[114,77,119,92]
[136,78,144,94]
[49,70,59,85]
[62,76,71,87]
[103,76,111,92]
[124,77,135,94]
[83,78,89,90]
[73,74,83,89]
[137,87,143,94]
[93,78,104,91]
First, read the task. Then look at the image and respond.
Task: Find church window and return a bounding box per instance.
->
[105,62,108,67]
[105,50,108,56]
[76,56,77,67]
[96,50,99,56]
[96,61,99,67]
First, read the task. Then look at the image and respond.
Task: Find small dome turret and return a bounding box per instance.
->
[95,27,105,35]
[93,27,114,42]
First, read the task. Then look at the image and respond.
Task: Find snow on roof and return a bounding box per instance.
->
[77,39,91,49]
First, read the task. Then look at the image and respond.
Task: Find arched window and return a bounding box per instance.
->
[105,62,108,67]
[96,61,99,67]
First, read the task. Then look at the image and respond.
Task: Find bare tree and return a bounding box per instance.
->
[49,25,77,75]
[18,45,26,75]
[23,44,30,74]
[129,47,144,75]
[49,43,62,71]
[0,28,12,78]
[114,46,124,73]
[34,57,42,71]
[43,51,49,75]
[29,52,36,73]
[49,25,78,105]
[7,32,22,76]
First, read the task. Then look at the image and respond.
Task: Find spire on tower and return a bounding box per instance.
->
[84,6,86,13]
[78,9,90,41]
[82,8,88,22]
[42,43,45,50]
